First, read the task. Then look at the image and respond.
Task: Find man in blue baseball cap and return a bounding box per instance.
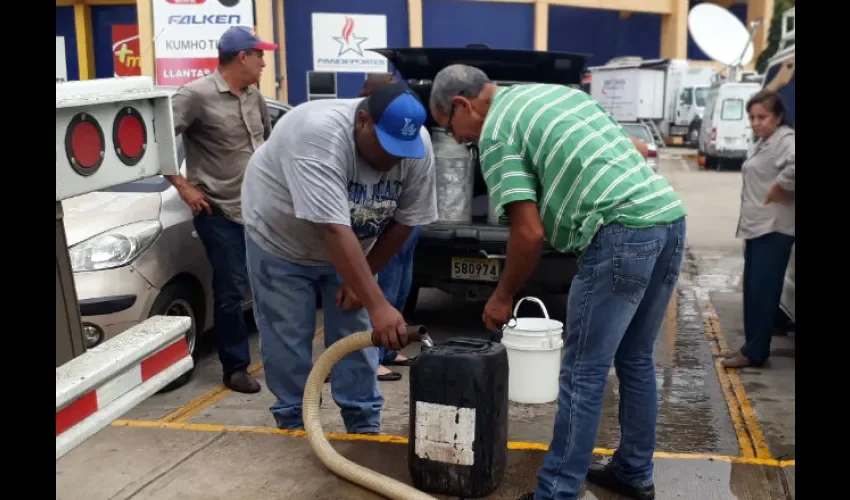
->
[240,82,437,434]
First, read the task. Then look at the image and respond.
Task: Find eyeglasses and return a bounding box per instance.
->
[446,89,471,137]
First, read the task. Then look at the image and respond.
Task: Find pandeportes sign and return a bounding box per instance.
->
[311,13,388,73]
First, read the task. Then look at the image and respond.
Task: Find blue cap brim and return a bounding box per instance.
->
[375,126,426,159]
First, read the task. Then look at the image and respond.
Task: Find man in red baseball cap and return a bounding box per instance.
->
[217,26,278,87]
[165,25,278,394]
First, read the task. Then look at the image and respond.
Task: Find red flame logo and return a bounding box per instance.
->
[341,16,355,43]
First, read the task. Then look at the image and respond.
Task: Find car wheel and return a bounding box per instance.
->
[688,126,700,147]
[151,281,204,393]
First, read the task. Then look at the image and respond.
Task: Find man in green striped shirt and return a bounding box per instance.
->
[429,65,687,500]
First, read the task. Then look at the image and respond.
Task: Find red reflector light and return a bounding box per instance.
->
[65,113,105,176]
[647,148,657,158]
[113,107,147,166]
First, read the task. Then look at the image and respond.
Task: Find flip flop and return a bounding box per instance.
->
[386,356,418,367]
[378,372,402,382]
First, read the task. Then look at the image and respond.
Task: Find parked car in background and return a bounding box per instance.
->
[620,122,659,172]
[64,94,291,389]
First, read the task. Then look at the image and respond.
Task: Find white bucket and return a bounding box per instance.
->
[501,297,564,404]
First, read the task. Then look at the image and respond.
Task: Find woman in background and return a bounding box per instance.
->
[722,89,795,369]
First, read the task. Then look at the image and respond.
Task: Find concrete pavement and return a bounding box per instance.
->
[56,150,796,499]
[58,424,794,500]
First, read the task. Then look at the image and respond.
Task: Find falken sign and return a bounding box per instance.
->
[152,0,254,86]
[311,13,388,73]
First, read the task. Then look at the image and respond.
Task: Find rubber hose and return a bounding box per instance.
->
[303,330,438,500]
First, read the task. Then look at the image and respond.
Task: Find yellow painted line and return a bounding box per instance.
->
[158,361,266,424]
[158,327,324,424]
[662,290,678,366]
[702,305,773,459]
[707,315,772,459]
[710,343,755,458]
[109,419,795,468]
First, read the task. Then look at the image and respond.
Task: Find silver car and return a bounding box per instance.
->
[64,97,291,388]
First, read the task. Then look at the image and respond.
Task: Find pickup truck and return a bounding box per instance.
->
[372,47,591,315]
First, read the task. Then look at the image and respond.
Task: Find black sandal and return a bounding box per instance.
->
[386,356,418,367]
[378,371,402,382]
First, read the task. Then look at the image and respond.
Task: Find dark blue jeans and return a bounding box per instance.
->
[376,225,421,365]
[192,208,252,380]
[741,232,794,364]
[245,234,382,433]
[535,218,686,500]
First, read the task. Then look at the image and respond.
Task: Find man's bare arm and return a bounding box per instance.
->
[492,201,545,301]
[164,87,211,214]
[365,221,413,274]
[322,224,390,312]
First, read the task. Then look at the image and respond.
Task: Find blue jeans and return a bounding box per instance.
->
[535,218,686,500]
[244,234,383,433]
[741,232,794,364]
[192,208,252,380]
[376,226,421,365]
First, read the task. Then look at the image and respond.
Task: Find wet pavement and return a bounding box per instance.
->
[56,149,795,499]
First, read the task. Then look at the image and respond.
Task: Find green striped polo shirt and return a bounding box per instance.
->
[479,83,687,256]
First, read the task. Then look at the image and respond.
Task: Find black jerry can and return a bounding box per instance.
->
[408,338,509,497]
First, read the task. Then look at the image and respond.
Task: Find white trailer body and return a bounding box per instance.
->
[588,58,716,143]
[56,76,192,460]
[589,67,665,123]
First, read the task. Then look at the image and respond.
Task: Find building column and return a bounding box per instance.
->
[136,0,155,79]
[747,0,775,66]
[534,0,548,51]
[408,0,423,47]
[275,0,288,103]
[255,0,276,98]
[659,0,687,59]
[73,3,95,80]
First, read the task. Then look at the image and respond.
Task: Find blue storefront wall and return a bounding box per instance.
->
[688,2,748,61]
[422,0,534,50]
[56,7,80,81]
[91,5,139,79]
[284,0,410,105]
[548,7,661,67]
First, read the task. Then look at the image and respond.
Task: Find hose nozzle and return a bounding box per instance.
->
[370,324,433,349]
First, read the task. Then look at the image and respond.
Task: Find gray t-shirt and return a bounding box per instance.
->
[242,98,438,266]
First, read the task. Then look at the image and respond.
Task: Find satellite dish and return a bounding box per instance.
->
[688,3,754,67]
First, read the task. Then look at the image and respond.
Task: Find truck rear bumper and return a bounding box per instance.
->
[414,223,578,300]
[707,145,748,160]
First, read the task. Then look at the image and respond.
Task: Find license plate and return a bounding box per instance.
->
[450,257,501,282]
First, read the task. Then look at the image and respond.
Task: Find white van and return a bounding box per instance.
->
[697,82,762,171]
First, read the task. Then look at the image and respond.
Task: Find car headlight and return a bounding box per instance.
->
[70,220,162,272]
